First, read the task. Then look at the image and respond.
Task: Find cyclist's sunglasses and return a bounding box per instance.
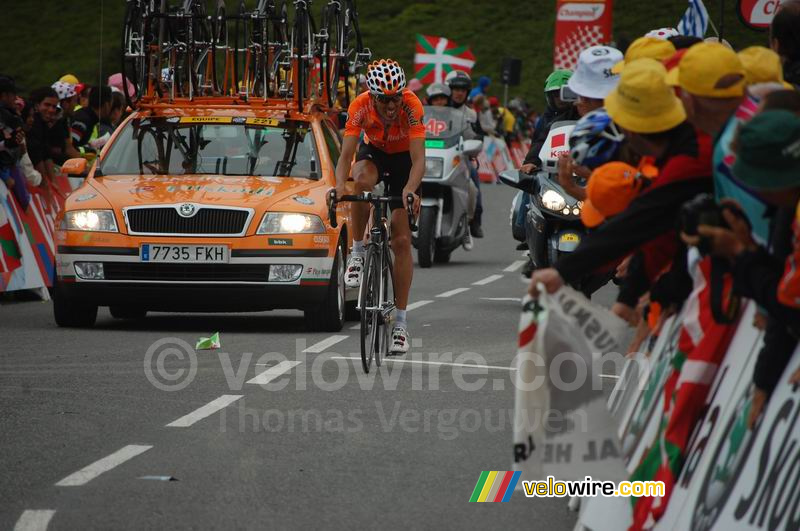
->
[373,93,403,104]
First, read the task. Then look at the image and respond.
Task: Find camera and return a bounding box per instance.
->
[679,193,747,255]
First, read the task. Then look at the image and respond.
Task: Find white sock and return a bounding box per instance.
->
[352,240,365,255]
[396,310,407,327]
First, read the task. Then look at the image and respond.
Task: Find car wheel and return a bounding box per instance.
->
[304,240,345,332]
[53,282,98,328]
[109,306,148,320]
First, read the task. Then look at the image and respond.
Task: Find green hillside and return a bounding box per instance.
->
[1,0,767,109]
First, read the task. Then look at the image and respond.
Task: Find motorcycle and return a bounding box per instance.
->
[501,121,586,275]
[414,106,483,267]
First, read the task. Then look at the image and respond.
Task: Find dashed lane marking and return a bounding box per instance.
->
[436,287,470,298]
[504,260,527,273]
[302,335,349,353]
[406,300,434,311]
[472,274,503,286]
[55,445,153,486]
[13,510,56,531]
[247,361,302,385]
[165,395,243,427]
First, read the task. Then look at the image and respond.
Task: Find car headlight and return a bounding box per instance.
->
[540,190,566,212]
[257,213,324,234]
[425,157,444,178]
[61,210,119,232]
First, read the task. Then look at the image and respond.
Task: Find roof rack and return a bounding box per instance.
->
[121,0,371,112]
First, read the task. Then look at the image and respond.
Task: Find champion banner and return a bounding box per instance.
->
[553,0,614,70]
[414,34,475,84]
[513,286,628,482]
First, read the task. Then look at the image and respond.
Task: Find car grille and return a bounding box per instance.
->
[103,262,269,282]
[126,207,250,235]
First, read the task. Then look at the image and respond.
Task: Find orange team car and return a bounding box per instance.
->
[54,99,358,331]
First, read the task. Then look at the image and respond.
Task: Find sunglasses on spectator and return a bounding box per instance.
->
[373,93,402,104]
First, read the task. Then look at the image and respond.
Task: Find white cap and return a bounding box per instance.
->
[567,45,623,100]
[646,27,679,40]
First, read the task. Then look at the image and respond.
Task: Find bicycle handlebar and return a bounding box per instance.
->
[327,190,417,232]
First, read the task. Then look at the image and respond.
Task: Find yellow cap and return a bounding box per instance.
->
[665,42,746,98]
[60,74,80,85]
[738,46,785,85]
[611,37,677,74]
[605,58,687,134]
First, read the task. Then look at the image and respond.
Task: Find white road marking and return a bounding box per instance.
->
[55,445,153,486]
[436,287,470,298]
[14,510,56,531]
[481,297,522,302]
[473,274,503,286]
[246,360,302,385]
[166,395,243,427]
[600,374,620,379]
[504,260,527,273]
[302,335,349,353]
[406,300,433,311]
[331,356,516,371]
[349,324,361,330]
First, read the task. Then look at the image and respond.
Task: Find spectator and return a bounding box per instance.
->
[18,100,42,187]
[769,0,800,86]
[698,110,800,425]
[49,81,82,164]
[489,96,515,143]
[425,83,450,107]
[468,75,490,102]
[71,85,112,152]
[99,90,126,137]
[0,75,28,206]
[611,37,676,74]
[26,86,60,188]
[738,46,790,86]
[472,94,497,137]
[667,35,703,50]
[529,59,713,321]
[567,45,623,117]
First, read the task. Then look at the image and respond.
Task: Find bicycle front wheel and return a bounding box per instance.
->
[359,246,380,373]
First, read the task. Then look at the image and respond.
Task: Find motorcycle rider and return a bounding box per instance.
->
[426,83,451,107]
[445,70,484,238]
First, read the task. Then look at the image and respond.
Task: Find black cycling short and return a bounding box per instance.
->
[356,142,413,210]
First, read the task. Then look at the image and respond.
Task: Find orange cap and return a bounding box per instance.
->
[581,162,649,228]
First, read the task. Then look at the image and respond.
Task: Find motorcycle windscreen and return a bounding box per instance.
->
[422,106,470,149]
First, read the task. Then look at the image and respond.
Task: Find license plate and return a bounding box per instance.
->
[559,233,580,244]
[140,244,229,263]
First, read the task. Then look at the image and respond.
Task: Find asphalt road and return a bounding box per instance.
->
[1,184,619,530]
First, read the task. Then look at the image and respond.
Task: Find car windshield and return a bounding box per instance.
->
[99,116,318,178]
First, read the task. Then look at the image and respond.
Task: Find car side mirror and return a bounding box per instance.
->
[498,169,535,192]
[462,139,483,158]
[62,158,89,178]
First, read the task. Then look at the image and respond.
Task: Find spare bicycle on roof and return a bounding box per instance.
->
[121,0,371,110]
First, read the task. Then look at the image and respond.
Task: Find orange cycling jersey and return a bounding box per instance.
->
[344,90,426,154]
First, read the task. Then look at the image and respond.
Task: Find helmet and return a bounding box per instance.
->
[445,70,472,90]
[569,108,625,169]
[426,82,451,99]
[51,81,77,101]
[544,69,573,93]
[645,27,679,40]
[366,59,406,96]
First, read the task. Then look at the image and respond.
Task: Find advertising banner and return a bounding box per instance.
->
[553,0,614,70]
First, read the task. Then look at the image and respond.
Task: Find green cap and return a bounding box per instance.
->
[733,110,800,191]
[545,69,573,93]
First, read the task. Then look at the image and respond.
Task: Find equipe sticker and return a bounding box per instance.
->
[269,238,294,246]
[246,118,280,126]
[179,116,234,124]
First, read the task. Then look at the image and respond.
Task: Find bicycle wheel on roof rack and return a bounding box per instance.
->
[269,0,289,98]
[290,2,310,110]
[341,0,365,108]
[250,1,270,98]
[189,0,212,97]
[209,0,227,95]
[232,0,249,96]
[121,0,148,106]
[320,1,343,108]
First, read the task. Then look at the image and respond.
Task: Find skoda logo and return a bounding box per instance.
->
[178,203,197,217]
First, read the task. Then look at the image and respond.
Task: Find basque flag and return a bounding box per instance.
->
[677,0,709,38]
[414,34,476,84]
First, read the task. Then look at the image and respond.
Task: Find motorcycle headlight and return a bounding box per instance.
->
[61,210,118,232]
[257,213,324,234]
[540,190,567,212]
[424,157,444,178]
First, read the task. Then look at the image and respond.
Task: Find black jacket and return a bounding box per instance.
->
[522,105,580,167]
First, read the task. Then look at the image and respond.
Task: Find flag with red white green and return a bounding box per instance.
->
[414,34,476,84]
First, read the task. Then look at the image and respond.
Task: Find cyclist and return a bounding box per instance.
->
[333,59,425,355]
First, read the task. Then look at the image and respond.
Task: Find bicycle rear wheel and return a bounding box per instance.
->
[359,246,380,373]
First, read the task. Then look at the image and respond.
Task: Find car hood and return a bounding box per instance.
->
[89,174,322,209]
